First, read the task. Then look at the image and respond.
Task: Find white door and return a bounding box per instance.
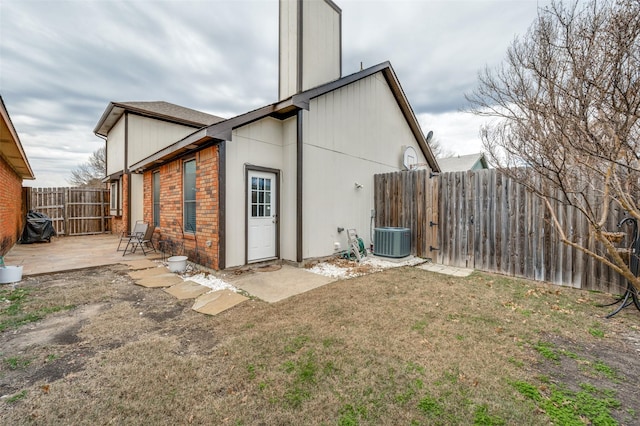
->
[247,170,277,262]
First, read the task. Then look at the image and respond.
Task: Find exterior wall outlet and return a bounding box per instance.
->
[334,242,340,251]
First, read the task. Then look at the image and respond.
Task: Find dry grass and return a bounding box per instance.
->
[1,264,639,425]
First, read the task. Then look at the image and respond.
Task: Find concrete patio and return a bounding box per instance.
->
[4,234,162,276]
[3,234,335,308]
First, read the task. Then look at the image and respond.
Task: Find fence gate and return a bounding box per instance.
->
[373,170,439,258]
[27,187,110,236]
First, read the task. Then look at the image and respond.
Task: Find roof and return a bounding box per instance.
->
[93,101,226,137]
[0,96,35,180]
[437,153,488,172]
[129,62,440,173]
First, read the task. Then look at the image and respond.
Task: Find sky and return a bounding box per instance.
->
[1,0,548,187]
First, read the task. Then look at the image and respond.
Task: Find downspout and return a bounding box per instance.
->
[296,110,303,263]
[295,0,303,263]
[125,112,131,233]
[218,140,226,270]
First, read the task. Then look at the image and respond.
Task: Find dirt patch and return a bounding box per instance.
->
[1,264,639,425]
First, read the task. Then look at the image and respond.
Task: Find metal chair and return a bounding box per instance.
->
[133,224,157,255]
[121,222,150,256]
[117,221,147,252]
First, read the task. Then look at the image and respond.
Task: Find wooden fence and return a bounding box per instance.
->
[26,187,110,236]
[373,169,439,259]
[374,169,626,294]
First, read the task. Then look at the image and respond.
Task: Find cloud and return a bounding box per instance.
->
[1,0,547,187]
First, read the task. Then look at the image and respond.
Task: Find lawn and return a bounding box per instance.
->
[1,263,638,425]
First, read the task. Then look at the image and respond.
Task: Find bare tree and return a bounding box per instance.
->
[68,146,106,187]
[428,137,456,159]
[466,0,640,291]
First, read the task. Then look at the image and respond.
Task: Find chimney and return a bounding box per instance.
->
[278,0,342,100]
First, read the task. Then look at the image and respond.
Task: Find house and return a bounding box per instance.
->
[0,96,35,254]
[437,153,488,172]
[94,101,225,236]
[97,0,439,270]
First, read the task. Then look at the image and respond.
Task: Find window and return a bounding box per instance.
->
[152,171,160,227]
[250,176,272,218]
[110,179,121,216]
[183,159,196,233]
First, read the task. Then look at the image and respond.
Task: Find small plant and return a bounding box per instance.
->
[593,360,618,381]
[589,322,605,338]
[513,380,620,425]
[411,319,427,333]
[533,341,559,361]
[473,404,506,425]
[1,288,74,332]
[246,364,256,380]
[338,404,367,426]
[4,356,31,370]
[507,357,524,368]
[6,390,27,403]
[417,394,443,416]
[284,335,309,354]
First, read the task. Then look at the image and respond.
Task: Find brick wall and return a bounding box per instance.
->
[144,145,220,269]
[0,157,25,256]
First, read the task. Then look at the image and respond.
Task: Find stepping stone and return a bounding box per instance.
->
[417,263,474,277]
[121,259,158,270]
[192,290,248,315]
[135,274,184,288]
[129,267,170,280]
[164,280,210,300]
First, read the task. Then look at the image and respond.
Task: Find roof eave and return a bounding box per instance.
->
[0,96,35,180]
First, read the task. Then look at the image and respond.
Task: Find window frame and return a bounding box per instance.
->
[183,158,197,234]
[152,171,160,228]
[110,179,121,216]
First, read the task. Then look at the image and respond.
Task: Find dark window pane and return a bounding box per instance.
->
[265,205,271,216]
[259,178,264,190]
[152,172,160,227]
[183,160,196,232]
[252,191,257,203]
[258,205,264,217]
[265,179,271,190]
[252,177,258,190]
[252,205,257,217]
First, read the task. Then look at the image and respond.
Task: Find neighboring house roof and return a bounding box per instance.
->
[437,153,488,172]
[0,96,35,180]
[93,101,226,137]
[129,62,440,173]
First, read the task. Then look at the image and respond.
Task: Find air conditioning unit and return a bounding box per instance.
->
[374,227,411,258]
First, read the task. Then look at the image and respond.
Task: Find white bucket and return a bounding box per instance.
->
[0,266,24,284]
[167,256,188,273]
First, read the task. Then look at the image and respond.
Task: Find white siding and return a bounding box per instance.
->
[279,0,299,100]
[301,0,340,91]
[106,118,125,176]
[301,72,428,259]
[225,117,297,268]
[127,115,200,169]
[129,173,144,228]
[279,0,341,100]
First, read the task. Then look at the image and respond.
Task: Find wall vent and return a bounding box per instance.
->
[374,227,411,258]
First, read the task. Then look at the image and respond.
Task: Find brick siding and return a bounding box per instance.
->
[143,145,220,269]
[0,157,25,256]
